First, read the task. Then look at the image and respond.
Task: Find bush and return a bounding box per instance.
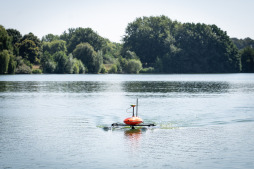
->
[0,50,10,74]
[54,51,68,73]
[32,69,42,74]
[43,61,56,73]
[100,64,107,74]
[140,67,155,73]
[118,56,128,72]
[15,64,32,74]
[103,54,115,64]
[125,59,142,74]
[94,50,103,73]
[241,47,254,72]
[108,64,117,73]
[73,42,96,73]
[8,54,17,74]
[79,63,85,74]
[72,58,85,74]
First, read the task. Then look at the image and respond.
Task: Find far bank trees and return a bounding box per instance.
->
[123,16,241,73]
[1,16,254,74]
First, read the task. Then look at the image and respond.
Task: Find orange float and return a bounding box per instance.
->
[124,116,143,125]
[124,104,143,126]
[111,99,155,129]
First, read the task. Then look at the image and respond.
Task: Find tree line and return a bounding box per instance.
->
[1,15,254,74]
[123,16,254,73]
[0,26,141,74]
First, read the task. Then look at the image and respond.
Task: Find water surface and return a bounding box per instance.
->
[0,74,254,168]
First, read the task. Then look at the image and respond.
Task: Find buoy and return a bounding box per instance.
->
[111,99,155,129]
[123,101,143,125]
[124,116,143,125]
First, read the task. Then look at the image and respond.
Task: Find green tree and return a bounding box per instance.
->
[42,33,60,42]
[43,61,56,73]
[123,16,176,66]
[241,47,254,72]
[20,32,41,48]
[100,64,107,73]
[53,51,68,73]
[73,42,96,73]
[164,23,240,73]
[17,32,41,64]
[0,50,10,74]
[8,54,17,74]
[15,56,32,74]
[6,29,22,45]
[59,28,75,47]
[125,59,142,74]
[60,27,105,53]
[125,50,138,60]
[65,54,74,74]
[41,51,55,73]
[231,37,254,50]
[108,64,117,73]
[0,25,12,51]
[6,28,22,55]
[72,58,85,74]
[41,40,68,73]
[118,56,128,73]
[77,59,85,74]
[94,50,103,73]
[42,40,67,55]
[123,16,241,73]
[101,39,122,63]
[18,39,40,64]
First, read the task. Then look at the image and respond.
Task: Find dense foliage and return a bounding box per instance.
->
[231,38,254,50]
[0,16,254,74]
[123,16,241,73]
[231,38,254,73]
[240,47,254,72]
[123,16,175,67]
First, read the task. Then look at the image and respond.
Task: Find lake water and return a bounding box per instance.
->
[0,74,254,169]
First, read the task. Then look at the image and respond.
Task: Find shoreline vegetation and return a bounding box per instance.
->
[1,15,254,75]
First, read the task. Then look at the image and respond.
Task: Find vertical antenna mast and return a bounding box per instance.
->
[136,98,138,116]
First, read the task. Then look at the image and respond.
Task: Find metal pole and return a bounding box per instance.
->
[136,98,138,116]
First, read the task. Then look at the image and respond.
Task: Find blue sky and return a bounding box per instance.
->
[0,0,253,42]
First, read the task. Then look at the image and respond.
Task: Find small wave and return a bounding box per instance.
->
[98,121,180,131]
[202,118,254,127]
[158,122,179,129]
[233,119,254,123]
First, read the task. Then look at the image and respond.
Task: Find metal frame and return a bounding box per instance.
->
[111,99,156,129]
[111,123,156,129]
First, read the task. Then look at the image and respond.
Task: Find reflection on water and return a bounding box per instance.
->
[1,77,254,96]
[124,129,142,152]
[0,81,107,93]
[124,129,142,138]
[0,81,231,94]
[123,81,230,94]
